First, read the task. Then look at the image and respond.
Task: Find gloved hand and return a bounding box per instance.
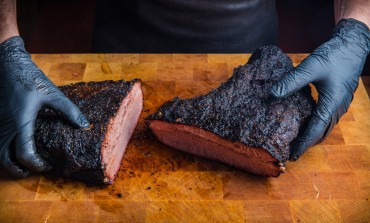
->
[270,19,370,161]
[0,36,90,177]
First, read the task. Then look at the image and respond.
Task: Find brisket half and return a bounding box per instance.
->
[146,46,315,177]
[35,80,143,184]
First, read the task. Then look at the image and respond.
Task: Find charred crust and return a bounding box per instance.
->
[147,46,315,164]
[34,79,140,185]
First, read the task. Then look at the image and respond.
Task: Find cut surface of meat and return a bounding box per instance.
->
[149,121,283,177]
[147,46,315,177]
[34,80,143,184]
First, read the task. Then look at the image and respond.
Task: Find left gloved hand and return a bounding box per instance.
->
[0,36,90,178]
[270,18,370,161]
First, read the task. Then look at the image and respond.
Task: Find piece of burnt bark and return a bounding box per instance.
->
[35,80,143,184]
[147,46,315,177]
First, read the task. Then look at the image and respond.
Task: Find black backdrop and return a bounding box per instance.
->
[17,0,369,76]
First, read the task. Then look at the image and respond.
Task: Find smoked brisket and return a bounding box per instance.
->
[147,46,315,177]
[35,80,143,184]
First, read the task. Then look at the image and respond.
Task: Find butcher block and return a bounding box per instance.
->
[0,53,369,222]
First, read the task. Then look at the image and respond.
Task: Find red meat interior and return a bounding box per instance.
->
[149,120,284,177]
[101,82,143,183]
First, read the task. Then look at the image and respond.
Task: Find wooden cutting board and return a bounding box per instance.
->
[0,54,369,223]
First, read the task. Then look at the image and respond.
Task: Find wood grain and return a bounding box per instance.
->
[0,54,369,222]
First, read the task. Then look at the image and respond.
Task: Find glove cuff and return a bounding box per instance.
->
[0,36,30,62]
[332,18,370,55]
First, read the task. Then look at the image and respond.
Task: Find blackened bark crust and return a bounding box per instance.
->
[35,80,139,184]
[147,46,315,164]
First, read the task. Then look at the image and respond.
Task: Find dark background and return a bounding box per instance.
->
[16,0,370,82]
[17,0,335,53]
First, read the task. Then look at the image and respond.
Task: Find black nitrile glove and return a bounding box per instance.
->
[270,19,370,161]
[0,36,90,177]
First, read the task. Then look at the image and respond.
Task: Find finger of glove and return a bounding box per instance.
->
[0,147,29,178]
[289,115,329,161]
[46,94,90,128]
[313,92,352,145]
[270,59,317,98]
[15,122,51,172]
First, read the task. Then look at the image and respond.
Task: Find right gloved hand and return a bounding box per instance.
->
[0,36,90,178]
[270,18,369,161]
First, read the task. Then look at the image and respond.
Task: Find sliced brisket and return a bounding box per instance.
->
[147,46,315,177]
[35,80,143,184]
